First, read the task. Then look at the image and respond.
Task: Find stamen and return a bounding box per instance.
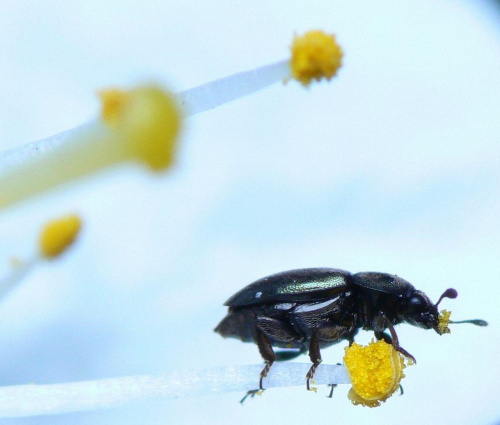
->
[344,340,411,407]
[39,214,82,259]
[0,85,181,210]
[0,214,82,301]
[178,29,343,114]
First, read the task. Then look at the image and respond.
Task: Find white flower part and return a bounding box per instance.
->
[0,363,350,418]
[177,59,289,115]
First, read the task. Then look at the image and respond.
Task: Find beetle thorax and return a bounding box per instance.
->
[356,289,403,330]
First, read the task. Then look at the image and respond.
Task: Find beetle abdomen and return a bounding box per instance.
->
[214,308,257,342]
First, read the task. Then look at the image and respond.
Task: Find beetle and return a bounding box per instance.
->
[215,268,487,391]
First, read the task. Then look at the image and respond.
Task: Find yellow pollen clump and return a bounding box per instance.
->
[344,340,409,407]
[290,30,343,86]
[39,214,82,259]
[98,85,182,170]
[438,309,452,334]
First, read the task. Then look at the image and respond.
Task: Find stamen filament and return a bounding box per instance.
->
[177,59,290,115]
[0,363,350,418]
[0,122,125,208]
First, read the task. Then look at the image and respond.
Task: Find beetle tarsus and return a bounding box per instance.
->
[240,389,260,404]
[259,361,274,390]
[327,363,342,398]
[306,362,322,391]
[396,345,416,364]
[327,384,337,398]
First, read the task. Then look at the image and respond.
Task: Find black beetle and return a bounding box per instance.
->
[215,268,487,390]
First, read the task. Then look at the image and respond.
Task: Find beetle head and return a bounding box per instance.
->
[399,288,457,333]
[403,287,489,333]
[399,290,438,330]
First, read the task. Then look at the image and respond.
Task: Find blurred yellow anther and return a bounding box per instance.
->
[98,85,182,170]
[438,309,452,334]
[0,84,182,210]
[344,340,409,408]
[39,214,82,259]
[290,30,343,86]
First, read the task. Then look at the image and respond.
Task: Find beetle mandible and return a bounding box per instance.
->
[215,268,487,391]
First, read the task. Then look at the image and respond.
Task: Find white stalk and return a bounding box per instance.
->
[176,59,289,115]
[0,363,349,418]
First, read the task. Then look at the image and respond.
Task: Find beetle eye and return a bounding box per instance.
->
[407,294,428,313]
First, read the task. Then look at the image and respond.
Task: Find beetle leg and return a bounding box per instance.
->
[255,316,300,343]
[255,317,302,389]
[326,362,342,398]
[306,331,322,391]
[240,389,261,404]
[255,326,276,390]
[376,314,417,364]
[374,330,392,345]
[305,324,349,390]
[327,384,337,398]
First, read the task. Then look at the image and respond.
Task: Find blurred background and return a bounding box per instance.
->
[0,0,499,424]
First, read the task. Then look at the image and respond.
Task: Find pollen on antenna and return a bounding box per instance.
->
[437,309,452,334]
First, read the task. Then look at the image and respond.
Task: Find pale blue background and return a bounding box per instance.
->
[0,1,499,424]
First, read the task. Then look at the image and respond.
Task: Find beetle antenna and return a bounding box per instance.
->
[435,288,458,308]
[435,289,488,327]
[449,319,488,327]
